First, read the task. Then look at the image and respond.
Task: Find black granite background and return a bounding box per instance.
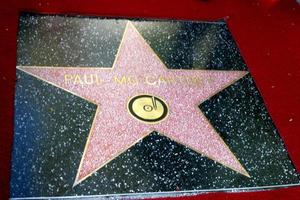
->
[11,13,300,198]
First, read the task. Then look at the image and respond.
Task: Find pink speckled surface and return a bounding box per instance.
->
[18,22,248,185]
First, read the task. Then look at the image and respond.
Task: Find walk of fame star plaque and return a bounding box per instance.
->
[10,13,300,199]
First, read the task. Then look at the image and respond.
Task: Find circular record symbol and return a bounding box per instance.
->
[128,94,168,123]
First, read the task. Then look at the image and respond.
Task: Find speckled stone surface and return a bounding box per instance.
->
[11,14,300,199]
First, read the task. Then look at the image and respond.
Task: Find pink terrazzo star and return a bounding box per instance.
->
[18,22,249,186]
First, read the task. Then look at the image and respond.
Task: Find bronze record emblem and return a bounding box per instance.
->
[127,94,168,123]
